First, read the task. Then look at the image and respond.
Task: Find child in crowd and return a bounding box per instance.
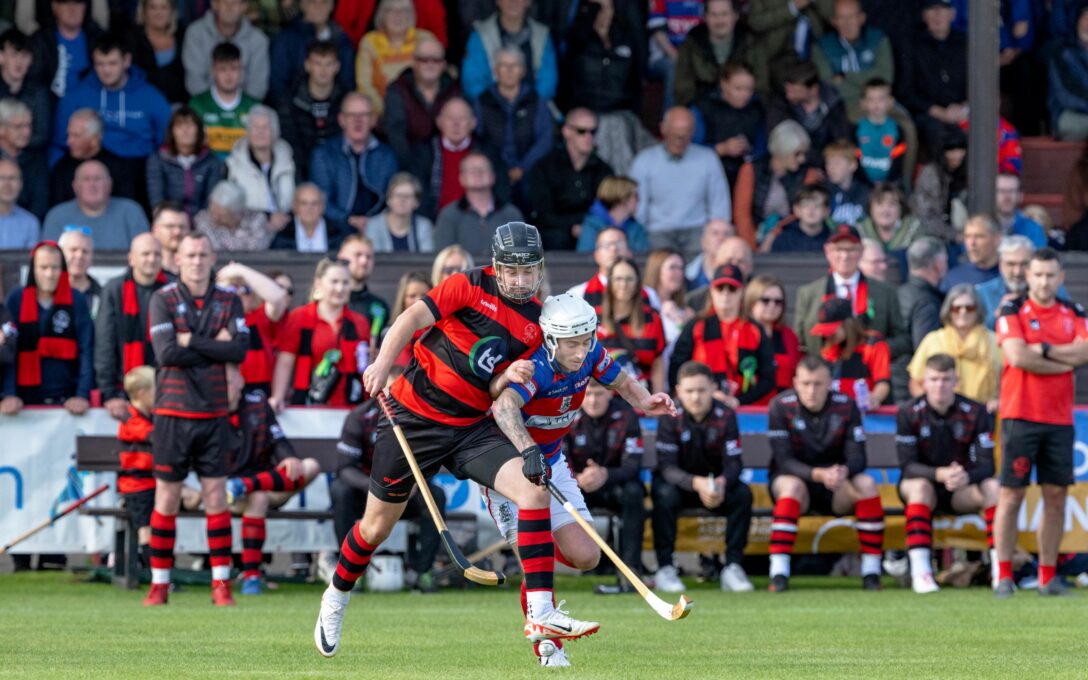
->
[765,185,833,253]
[854,79,906,187]
[822,140,870,227]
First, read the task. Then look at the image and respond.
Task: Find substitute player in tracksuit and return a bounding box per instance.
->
[314,223,600,660]
[487,293,675,668]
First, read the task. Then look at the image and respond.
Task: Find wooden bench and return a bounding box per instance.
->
[75,435,479,589]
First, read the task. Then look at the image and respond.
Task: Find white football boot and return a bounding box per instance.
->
[524,600,600,642]
[314,586,351,657]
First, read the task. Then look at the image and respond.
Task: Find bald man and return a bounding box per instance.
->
[42,160,149,248]
[95,232,170,419]
[685,235,754,311]
[629,106,732,256]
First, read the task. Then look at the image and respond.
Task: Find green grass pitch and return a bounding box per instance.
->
[2,571,1085,679]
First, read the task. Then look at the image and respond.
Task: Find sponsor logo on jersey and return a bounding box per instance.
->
[469,336,506,379]
[480,299,498,313]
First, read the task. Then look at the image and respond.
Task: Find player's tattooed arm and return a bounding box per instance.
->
[493,387,537,451]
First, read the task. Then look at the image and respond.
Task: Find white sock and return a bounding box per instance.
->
[326,585,351,602]
[860,553,882,577]
[526,591,554,619]
[212,565,231,581]
[151,568,170,585]
[990,549,999,583]
[770,554,791,578]
[908,548,932,578]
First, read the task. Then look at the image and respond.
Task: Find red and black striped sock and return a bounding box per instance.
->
[242,469,305,494]
[518,508,554,596]
[769,497,800,556]
[206,510,233,581]
[333,521,377,592]
[149,510,176,584]
[241,516,266,580]
[905,503,932,551]
[854,496,885,556]
[984,505,996,549]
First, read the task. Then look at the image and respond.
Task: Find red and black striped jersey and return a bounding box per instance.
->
[391,266,542,426]
[596,305,666,386]
[117,405,155,494]
[767,390,867,480]
[896,394,995,483]
[225,391,295,475]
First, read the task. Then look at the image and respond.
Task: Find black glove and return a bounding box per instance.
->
[521,445,549,487]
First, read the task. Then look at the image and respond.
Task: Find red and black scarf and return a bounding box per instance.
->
[117,405,155,494]
[821,271,873,320]
[121,268,168,374]
[16,242,78,400]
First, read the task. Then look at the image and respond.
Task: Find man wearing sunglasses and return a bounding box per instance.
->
[528,107,613,250]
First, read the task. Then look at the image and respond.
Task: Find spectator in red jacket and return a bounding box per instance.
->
[743,273,800,404]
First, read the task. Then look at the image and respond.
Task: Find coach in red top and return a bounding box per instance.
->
[993,248,1088,598]
[144,233,249,607]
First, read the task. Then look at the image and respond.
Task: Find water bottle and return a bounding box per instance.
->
[356,341,370,373]
[854,379,870,412]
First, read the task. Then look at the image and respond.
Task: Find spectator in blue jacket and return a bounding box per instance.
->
[460,0,557,102]
[472,46,552,212]
[1049,1,1088,140]
[994,172,1047,248]
[50,33,171,166]
[309,92,398,236]
[268,0,355,105]
[576,175,649,253]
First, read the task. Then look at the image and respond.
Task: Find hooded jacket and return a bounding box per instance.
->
[182,12,270,100]
[226,138,296,213]
[50,66,171,164]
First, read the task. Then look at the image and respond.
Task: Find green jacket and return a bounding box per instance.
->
[746,0,835,95]
[811,25,894,110]
[793,272,910,358]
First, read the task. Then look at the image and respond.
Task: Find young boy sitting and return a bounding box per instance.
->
[854,78,906,186]
[766,185,833,253]
[822,140,870,227]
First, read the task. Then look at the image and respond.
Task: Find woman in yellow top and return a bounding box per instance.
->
[356,0,437,115]
[908,283,1001,411]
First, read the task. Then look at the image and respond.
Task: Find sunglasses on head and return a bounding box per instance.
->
[63,224,92,235]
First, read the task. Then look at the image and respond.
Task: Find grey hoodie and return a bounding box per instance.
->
[182,13,270,100]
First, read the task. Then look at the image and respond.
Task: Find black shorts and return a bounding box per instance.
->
[152,415,230,482]
[121,489,155,529]
[369,398,519,503]
[1000,419,1075,488]
[897,480,978,515]
[770,476,837,516]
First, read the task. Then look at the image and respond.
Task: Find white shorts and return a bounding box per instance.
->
[481,453,592,545]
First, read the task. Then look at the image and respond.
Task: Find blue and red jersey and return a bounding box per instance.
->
[510,342,623,465]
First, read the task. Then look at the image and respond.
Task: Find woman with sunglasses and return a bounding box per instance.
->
[742,274,800,404]
[668,264,775,405]
[596,258,667,393]
[809,297,891,412]
[908,283,1000,412]
[271,259,371,411]
[216,262,289,397]
[430,244,474,286]
[731,120,823,248]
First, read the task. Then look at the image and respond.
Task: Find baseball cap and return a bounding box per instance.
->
[710,264,745,289]
[810,298,853,337]
[827,224,861,245]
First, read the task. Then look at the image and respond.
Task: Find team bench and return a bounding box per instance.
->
[74,436,478,589]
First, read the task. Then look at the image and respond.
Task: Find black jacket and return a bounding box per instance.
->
[94,270,171,401]
[381,69,462,170]
[129,22,189,104]
[656,399,743,491]
[559,0,643,113]
[2,147,48,219]
[0,78,52,150]
[766,84,850,168]
[692,88,766,187]
[52,147,140,206]
[30,19,104,97]
[898,275,944,349]
[527,143,613,250]
[0,302,14,369]
[901,29,968,115]
[276,80,345,181]
[562,396,643,484]
[270,217,347,253]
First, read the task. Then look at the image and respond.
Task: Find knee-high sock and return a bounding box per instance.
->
[241,516,266,580]
[333,521,378,592]
[855,496,885,556]
[905,503,933,577]
[206,510,233,581]
[241,469,305,494]
[984,505,996,549]
[518,508,554,616]
[149,510,176,585]
[769,497,800,578]
[520,580,564,654]
[905,503,932,551]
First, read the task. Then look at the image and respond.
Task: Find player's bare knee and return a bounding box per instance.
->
[901,479,935,506]
[1040,484,1068,506]
[571,547,601,571]
[980,478,1000,505]
[773,475,805,501]
[301,458,321,482]
[851,473,879,498]
[512,482,549,509]
[202,477,228,513]
[1000,485,1027,505]
[154,480,182,514]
